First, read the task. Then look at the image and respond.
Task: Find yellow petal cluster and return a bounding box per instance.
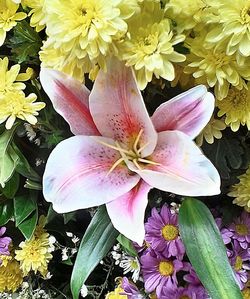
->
[196,115,226,147]
[0,256,23,292]
[217,85,250,132]
[105,284,127,299]
[40,0,129,81]
[228,167,250,212]
[206,0,250,57]
[15,217,53,277]
[22,0,45,32]
[118,3,185,89]
[0,0,26,46]
[0,57,45,129]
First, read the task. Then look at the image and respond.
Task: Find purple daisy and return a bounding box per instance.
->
[145,205,185,259]
[161,284,209,299]
[140,249,186,298]
[215,218,234,245]
[183,266,202,286]
[229,240,250,290]
[121,277,144,299]
[0,227,11,259]
[228,211,250,249]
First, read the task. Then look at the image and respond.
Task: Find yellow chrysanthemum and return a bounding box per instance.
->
[228,167,250,212]
[185,33,250,99]
[0,91,45,129]
[165,0,209,33]
[40,0,130,81]
[105,284,127,299]
[0,256,23,292]
[196,115,226,146]
[22,0,45,32]
[216,85,250,132]
[118,3,185,89]
[15,220,53,277]
[0,57,34,95]
[170,64,195,90]
[0,0,26,46]
[206,0,250,57]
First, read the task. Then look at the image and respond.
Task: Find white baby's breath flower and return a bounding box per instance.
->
[61,248,69,261]
[80,284,88,298]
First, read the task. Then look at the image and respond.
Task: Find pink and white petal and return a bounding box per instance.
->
[151,85,215,139]
[89,58,157,157]
[43,135,140,213]
[136,131,220,196]
[106,181,151,245]
[40,68,99,136]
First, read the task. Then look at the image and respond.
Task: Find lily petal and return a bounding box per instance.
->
[40,68,99,136]
[89,59,157,157]
[106,180,151,245]
[135,131,220,196]
[43,135,140,213]
[151,85,215,139]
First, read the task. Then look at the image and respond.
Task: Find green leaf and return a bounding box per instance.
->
[24,179,42,190]
[202,133,244,179]
[117,234,137,257]
[8,20,42,64]
[1,172,19,199]
[14,194,37,226]
[0,129,19,187]
[18,209,38,240]
[13,143,40,182]
[70,206,118,299]
[179,198,242,299]
[0,199,14,226]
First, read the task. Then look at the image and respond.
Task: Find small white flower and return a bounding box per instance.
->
[119,254,140,282]
[71,248,77,255]
[72,235,80,244]
[66,232,73,238]
[80,284,88,298]
[170,202,181,214]
[61,248,69,261]
[24,123,36,141]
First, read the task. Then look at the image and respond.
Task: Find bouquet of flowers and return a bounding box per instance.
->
[0,0,249,298]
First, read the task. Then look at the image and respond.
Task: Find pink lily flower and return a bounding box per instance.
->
[40,59,220,245]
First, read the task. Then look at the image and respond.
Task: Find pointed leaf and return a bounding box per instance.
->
[70,206,119,299]
[179,198,242,299]
[1,172,19,199]
[117,234,137,257]
[14,194,37,226]
[0,199,14,226]
[18,208,38,240]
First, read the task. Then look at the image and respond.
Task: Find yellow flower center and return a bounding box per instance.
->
[207,51,230,68]
[236,224,249,236]
[158,260,174,276]
[180,296,191,299]
[241,5,250,24]
[161,224,179,241]
[242,288,250,299]
[96,129,160,174]
[138,32,159,55]
[234,256,243,272]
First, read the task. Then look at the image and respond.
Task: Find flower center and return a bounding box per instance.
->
[242,288,250,299]
[234,256,243,272]
[161,224,179,241]
[180,296,191,299]
[207,51,230,68]
[236,224,248,236]
[158,260,174,276]
[95,129,160,174]
[241,5,250,23]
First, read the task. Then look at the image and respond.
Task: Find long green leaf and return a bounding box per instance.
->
[179,198,242,299]
[70,206,118,299]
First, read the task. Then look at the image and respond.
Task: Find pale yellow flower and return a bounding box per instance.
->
[206,0,250,57]
[118,3,185,89]
[165,0,209,32]
[40,0,130,81]
[196,115,226,146]
[0,57,34,95]
[0,256,23,292]
[0,0,26,46]
[217,85,250,132]
[228,167,250,212]
[15,218,53,277]
[0,91,45,129]
[242,287,250,299]
[106,284,127,299]
[23,0,45,32]
[184,33,250,99]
